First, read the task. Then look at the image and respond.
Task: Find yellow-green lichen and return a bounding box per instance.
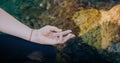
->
[72,8,101,36]
[72,7,120,49]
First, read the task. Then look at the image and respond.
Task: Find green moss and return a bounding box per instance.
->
[81,26,102,49]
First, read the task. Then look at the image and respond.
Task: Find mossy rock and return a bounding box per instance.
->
[72,7,120,62]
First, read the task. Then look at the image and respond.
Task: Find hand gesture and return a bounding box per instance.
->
[31,25,75,45]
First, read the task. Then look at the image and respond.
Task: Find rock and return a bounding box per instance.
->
[72,4,120,63]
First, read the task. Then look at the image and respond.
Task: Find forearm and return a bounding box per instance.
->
[0,8,32,41]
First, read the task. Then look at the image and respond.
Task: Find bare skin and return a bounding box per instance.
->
[0,8,75,45]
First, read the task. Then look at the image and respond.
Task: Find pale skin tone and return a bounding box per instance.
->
[0,8,75,45]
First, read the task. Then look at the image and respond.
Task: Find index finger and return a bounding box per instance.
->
[60,30,72,36]
[49,26,62,32]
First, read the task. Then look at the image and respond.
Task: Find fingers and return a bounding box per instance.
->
[46,25,62,32]
[56,33,75,44]
[60,30,72,35]
[62,33,75,43]
[52,30,72,36]
[44,25,75,44]
[52,30,74,44]
[58,33,63,43]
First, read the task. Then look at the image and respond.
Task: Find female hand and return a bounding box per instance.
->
[31,25,75,45]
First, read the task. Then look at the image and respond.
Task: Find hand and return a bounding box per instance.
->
[31,25,75,45]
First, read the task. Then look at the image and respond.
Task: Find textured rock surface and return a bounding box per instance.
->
[72,5,120,63]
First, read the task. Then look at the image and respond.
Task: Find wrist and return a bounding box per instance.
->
[30,29,40,43]
[29,29,34,41]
